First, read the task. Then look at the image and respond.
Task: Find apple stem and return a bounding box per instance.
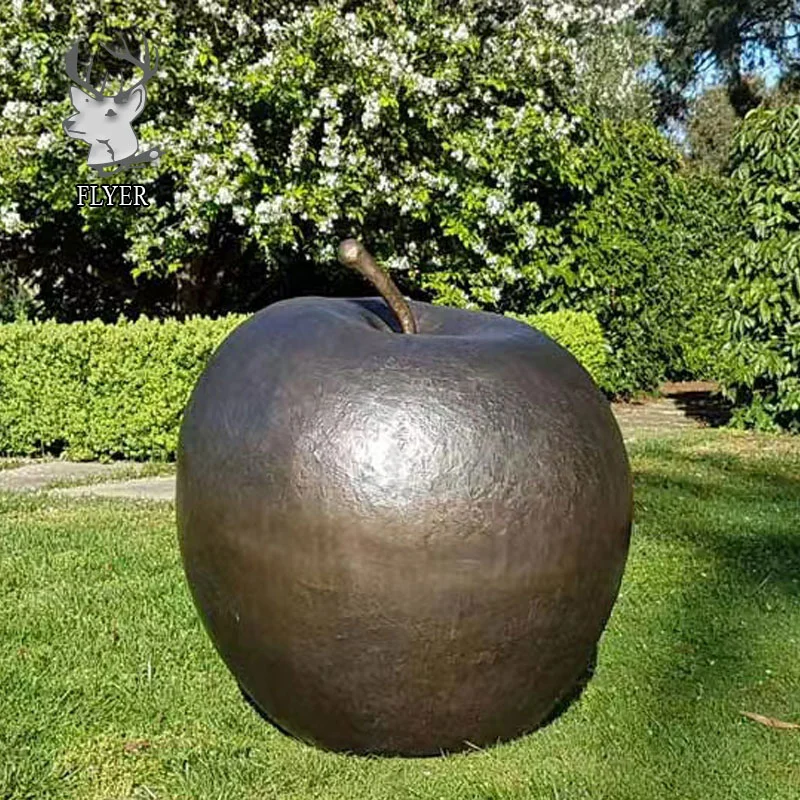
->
[338,239,419,334]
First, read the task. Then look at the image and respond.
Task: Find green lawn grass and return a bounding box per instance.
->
[2,430,799,800]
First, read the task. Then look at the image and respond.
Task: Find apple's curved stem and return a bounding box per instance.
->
[338,239,418,334]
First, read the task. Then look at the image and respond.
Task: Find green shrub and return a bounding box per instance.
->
[719,105,800,432]
[0,315,246,460]
[505,310,611,391]
[506,117,740,396]
[0,307,610,459]
[0,0,641,320]
[0,2,725,398]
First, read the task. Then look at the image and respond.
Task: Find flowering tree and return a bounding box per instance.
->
[0,0,645,319]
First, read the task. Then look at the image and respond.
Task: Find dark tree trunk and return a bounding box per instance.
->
[725,33,764,117]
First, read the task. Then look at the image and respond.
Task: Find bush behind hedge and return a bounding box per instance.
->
[0,308,607,460]
[510,117,741,395]
[719,104,800,432]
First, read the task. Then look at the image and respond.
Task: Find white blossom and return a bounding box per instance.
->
[0,0,649,307]
[0,202,25,233]
[452,24,470,43]
[288,125,310,168]
[232,11,256,37]
[36,131,55,151]
[318,216,337,234]
[523,227,538,249]
[248,52,276,72]
[231,122,257,161]
[486,193,507,215]
[262,19,283,40]
[320,171,340,188]
[361,93,381,130]
[2,100,35,121]
[413,75,438,97]
[385,255,412,271]
[318,87,338,110]
[198,0,225,18]
[254,195,288,225]
[318,242,337,262]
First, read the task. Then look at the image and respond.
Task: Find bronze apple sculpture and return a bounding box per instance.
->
[177,240,632,757]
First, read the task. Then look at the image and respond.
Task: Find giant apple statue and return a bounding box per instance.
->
[177,240,632,756]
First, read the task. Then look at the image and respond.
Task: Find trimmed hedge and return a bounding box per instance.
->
[0,308,608,460]
[505,310,610,391]
[0,316,246,460]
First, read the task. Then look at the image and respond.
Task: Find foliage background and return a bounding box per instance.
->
[0,0,798,429]
[1,0,611,319]
[719,104,800,432]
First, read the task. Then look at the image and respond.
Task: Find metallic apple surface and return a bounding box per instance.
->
[176,297,632,756]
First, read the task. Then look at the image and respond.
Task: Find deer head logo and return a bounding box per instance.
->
[63,32,163,176]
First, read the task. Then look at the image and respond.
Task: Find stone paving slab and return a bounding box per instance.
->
[0,461,139,492]
[0,456,38,468]
[53,476,175,502]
